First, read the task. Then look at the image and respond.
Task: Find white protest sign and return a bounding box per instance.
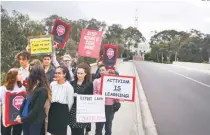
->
[76,94,106,123]
[100,75,136,102]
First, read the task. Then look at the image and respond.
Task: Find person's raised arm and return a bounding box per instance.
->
[51,47,60,67]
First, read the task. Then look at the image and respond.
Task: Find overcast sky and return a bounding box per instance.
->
[2,0,210,40]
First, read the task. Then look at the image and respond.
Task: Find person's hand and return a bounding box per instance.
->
[15,115,22,123]
[26,45,31,52]
[119,99,125,102]
[3,120,11,127]
[74,93,77,97]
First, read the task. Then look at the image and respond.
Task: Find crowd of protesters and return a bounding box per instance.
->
[0,47,122,135]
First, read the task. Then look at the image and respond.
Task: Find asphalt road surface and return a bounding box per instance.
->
[135,61,210,135]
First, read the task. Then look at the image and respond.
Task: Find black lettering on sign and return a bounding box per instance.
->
[113,85,121,92]
[80,96,92,101]
[94,97,103,100]
[105,92,129,98]
[107,79,130,84]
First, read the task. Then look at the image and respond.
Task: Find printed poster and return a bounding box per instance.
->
[76,94,106,123]
[28,35,53,55]
[51,19,71,48]
[78,29,103,59]
[102,44,118,68]
[5,92,26,125]
[100,74,136,102]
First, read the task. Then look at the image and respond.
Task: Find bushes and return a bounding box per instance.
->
[144,51,152,61]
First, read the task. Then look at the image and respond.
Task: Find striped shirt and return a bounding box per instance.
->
[50,81,74,111]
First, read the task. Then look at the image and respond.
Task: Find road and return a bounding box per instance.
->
[135,61,210,135]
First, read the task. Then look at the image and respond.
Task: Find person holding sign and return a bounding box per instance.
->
[93,64,120,135]
[51,48,75,81]
[47,66,74,135]
[1,68,26,135]
[69,63,93,135]
[15,65,51,135]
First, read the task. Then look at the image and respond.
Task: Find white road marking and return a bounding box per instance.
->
[153,64,210,89]
[172,64,210,75]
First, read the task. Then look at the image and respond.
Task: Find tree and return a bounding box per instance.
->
[1,7,45,72]
[104,24,125,57]
[124,27,145,50]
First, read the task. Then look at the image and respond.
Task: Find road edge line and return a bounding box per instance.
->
[133,61,158,135]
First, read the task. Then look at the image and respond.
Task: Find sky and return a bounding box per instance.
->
[2,0,210,41]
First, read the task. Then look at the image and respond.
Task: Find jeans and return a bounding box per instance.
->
[95,105,115,135]
[22,122,43,135]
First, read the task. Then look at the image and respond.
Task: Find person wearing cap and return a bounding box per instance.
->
[62,54,74,81]
[51,48,74,81]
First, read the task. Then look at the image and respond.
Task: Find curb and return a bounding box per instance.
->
[133,61,158,135]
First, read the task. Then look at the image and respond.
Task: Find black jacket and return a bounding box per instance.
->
[46,65,55,83]
[19,83,48,124]
[70,80,93,95]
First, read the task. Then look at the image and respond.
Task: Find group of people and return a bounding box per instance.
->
[0,47,121,135]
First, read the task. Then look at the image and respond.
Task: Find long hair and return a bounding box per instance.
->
[27,65,51,101]
[3,68,22,90]
[55,66,71,82]
[74,62,92,83]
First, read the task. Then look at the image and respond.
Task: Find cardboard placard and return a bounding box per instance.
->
[102,44,119,68]
[28,35,53,55]
[78,29,103,59]
[5,92,26,125]
[51,19,71,48]
[76,94,106,123]
[100,74,136,102]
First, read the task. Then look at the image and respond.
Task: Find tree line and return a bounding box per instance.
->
[1,6,145,73]
[145,30,210,63]
[1,6,210,74]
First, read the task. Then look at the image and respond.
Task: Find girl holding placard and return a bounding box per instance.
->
[69,62,93,135]
[1,68,26,135]
[93,64,120,135]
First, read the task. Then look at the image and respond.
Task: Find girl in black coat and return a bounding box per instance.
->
[16,65,51,135]
[69,63,93,135]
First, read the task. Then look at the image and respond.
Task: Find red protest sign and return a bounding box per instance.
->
[51,19,71,49]
[5,92,26,126]
[102,44,119,68]
[78,29,103,59]
[12,96,25,110]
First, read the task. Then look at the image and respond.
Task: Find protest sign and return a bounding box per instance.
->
[78,29,103,59]
[5,92,26,125]
[100,74,136,102]
[51,19,71,48]
[76,94,106,123]
[28,35,53,55]
[102,44,118,68]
